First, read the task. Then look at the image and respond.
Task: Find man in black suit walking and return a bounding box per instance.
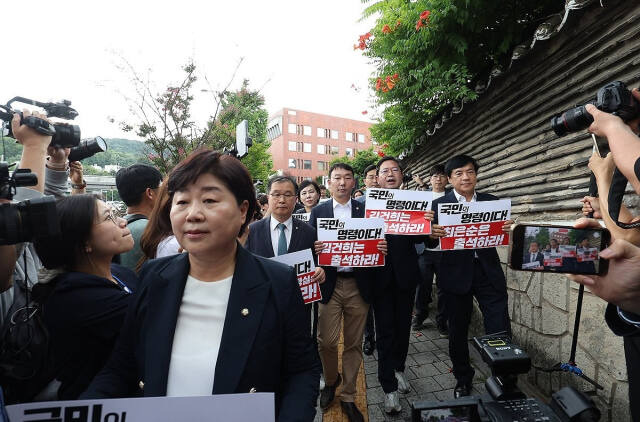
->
[246,175,325,332]
[310,163,386,422]
[428,154,513,398]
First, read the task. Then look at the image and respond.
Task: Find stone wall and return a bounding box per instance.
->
[400,1,640,420]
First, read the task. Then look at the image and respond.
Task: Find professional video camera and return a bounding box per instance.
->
[550,81,640,137]
[411,334,601,422]
[0,96,81,148]
[0,163,59,245]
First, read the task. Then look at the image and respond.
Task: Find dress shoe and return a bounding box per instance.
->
[384,390,402,414]
[412,314,426,330]
[340,401,364,422]
[437,322,449,338]
[320,373,341,410]
[453,382,472,398]
[319,373,325,390]
[363,338,375,356]
[395,370,411,393]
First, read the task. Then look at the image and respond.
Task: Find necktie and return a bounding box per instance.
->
[277,223,287,256]
[531,254,536,262]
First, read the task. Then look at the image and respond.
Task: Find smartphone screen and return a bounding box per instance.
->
[509,224,610,275]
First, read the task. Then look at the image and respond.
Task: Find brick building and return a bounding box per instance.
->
[266,108,373,184]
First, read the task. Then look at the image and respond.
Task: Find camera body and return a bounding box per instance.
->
[0,163,60,245]
[550,81,640,137]
[0,97,81,148]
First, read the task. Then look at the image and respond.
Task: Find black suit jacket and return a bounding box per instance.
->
[83,246,321,422]
[428,191,507,295]
[523,251,544,265]
[308,199,371,304]
[246,216,317,258]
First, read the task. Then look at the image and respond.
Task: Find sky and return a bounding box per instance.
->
[1,0,379,141]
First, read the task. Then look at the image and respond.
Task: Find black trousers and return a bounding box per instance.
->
[416,252,446,326]
[625,335,640,421]
[364,308,375,343]
[444,259,510,386]
[372,282,416,393]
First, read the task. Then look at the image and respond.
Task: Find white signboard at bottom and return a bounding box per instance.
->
[6,393,274,422]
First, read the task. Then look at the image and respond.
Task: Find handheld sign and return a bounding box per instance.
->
[438,200,511,250]
[543,252,563,267]
[6,393,275,422]
[576,247,598,262]
[292,213,310,222]
[522,261,542,269]
[317,218,385,267]
[559,245,576,258]
[365,188,432,235]
[271,249,321,304]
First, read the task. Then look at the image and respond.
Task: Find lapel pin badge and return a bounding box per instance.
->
[241,308,249,317]
[138,380,144,390]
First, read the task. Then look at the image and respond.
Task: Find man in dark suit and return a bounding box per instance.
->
[367,156,430,414]
[310,163,386,422]
[523,241,544,269]
[246,175,325,332]
[428,154,513,399]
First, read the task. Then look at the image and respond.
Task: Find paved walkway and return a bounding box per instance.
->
[321,314,487,422]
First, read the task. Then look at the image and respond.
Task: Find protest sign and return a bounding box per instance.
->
[6,393,275,422]
[577,247,598,262]
[365,188,432,235]
[317,218,385,267]
[543,252,563,267]
[559,245,576,258]
[522,261,542,269]
[271,249,321,304]
[292,213,310,222]
[437,200,511,250]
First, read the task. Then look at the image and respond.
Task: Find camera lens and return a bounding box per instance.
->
[68,136,108,162]
[550,105,594,137]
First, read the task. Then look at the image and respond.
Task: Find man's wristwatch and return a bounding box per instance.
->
[71,180,87,189]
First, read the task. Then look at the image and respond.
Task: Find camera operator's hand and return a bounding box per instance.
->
[13,110,51,194]
[569,219,640,315]
[69,161,86,194]
[47,146,70,167]
[581,196,603,219]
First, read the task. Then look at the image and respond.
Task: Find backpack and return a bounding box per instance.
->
[112,213,147,265]
[0,265,57,404]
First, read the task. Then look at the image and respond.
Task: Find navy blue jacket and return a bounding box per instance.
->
[82,246,320,422]
[308,199,372,304]
[40,264,138,399]
[246,216,316,258]
[428,191,507,295]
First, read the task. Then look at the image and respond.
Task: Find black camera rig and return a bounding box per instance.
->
[411,334,601,422]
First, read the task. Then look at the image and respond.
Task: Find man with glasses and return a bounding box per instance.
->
[310,163,386,422]
[114,164,163,270]
[246,175,325,333]
[427,154,513,398]
[368,156,430,414]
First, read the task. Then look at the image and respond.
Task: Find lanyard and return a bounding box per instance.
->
[112,274,132,294]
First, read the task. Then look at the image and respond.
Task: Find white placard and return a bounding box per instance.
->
[270,249,321,304]
[365,188,432,235]
[437,200,511,250]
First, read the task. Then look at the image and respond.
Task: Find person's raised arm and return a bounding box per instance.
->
[12,110,52,194]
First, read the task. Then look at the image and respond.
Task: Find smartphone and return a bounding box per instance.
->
[509,224,610,275]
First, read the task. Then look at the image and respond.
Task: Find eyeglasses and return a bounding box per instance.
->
[269,193,296,199]
[379,167,401,175]
[99,208,120,225]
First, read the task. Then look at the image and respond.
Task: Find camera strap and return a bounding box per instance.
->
[607,167,640,229]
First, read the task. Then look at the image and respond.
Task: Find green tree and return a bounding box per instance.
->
[359,0,561,155]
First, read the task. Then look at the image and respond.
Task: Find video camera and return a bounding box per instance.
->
[0,96,81,148]
[550,81,640,137]
[411,334,601,421]
[0,163,59,245]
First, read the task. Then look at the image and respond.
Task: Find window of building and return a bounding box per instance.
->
[303,160,312,170]
[357,133,365,143]
[345,148,353,157]
[345,132,353,142]
[288,158,296,168]
[331,146,339,155]
[331,130,338,139]
[288,141,296,152]
[318,161,326,171]
[303,125,312,136]
[317,128,324,137]
[288,123,296,134]
[317,144,325,154]
[303,143,312,153]
[287,110,297,115]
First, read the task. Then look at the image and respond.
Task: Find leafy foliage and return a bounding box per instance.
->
[360,0,562,154]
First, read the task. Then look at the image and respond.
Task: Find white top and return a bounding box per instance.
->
[166,274,233,396]
[432,191,446,200]
[156,235,181,258]
[270,216,293,256]
[453,189,477,202]
[333,199,353,273]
